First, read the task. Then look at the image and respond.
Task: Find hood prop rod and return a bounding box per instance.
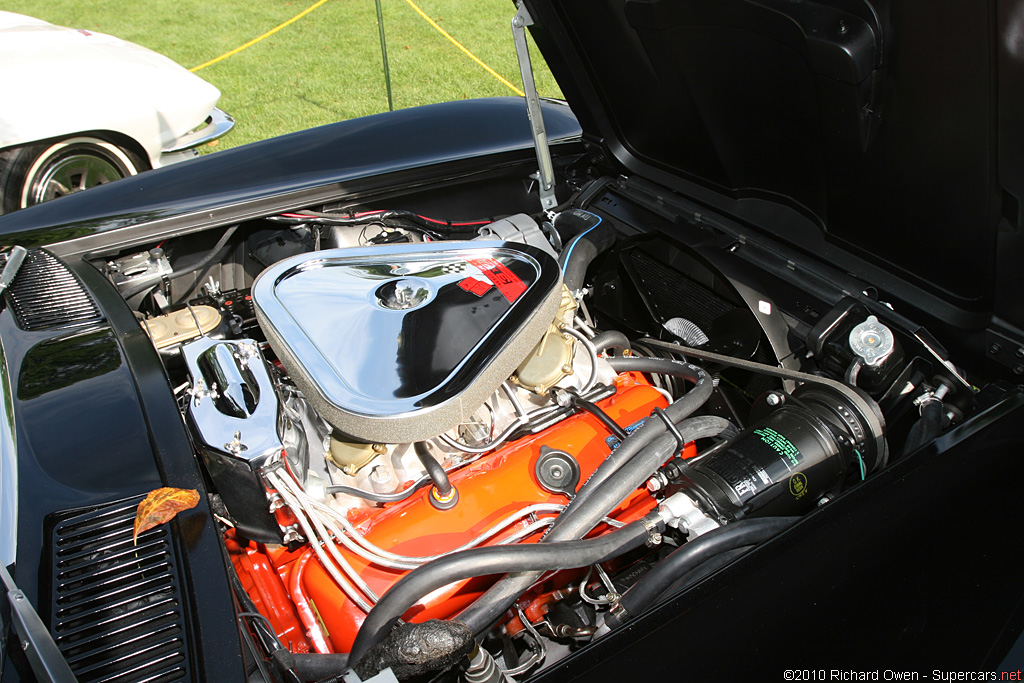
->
[512,1,557,213]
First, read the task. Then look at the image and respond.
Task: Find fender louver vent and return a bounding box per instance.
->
[49,498,191,683]
[4,249,103,331]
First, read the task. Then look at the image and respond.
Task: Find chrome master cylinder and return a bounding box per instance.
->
[181,336,286,542]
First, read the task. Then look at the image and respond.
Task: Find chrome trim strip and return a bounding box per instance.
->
[162,107,235,154]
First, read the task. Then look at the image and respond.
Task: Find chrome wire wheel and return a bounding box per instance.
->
[1,136,144,212]
[27,151,125,204]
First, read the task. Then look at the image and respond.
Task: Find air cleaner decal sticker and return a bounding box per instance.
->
[468,257,527,303]
[458,277,492,297]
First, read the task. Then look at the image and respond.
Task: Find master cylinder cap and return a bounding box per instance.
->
[252,241,562,443]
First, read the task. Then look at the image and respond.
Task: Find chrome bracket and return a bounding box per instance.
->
[512,1,557,212]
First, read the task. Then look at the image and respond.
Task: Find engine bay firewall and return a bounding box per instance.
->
[252,241,562,443]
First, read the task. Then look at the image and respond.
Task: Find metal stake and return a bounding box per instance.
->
[375,0,394,111]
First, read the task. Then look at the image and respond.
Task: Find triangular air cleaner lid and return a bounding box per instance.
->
[252,241,562,444]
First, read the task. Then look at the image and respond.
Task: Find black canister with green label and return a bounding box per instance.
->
[667,384,885,520]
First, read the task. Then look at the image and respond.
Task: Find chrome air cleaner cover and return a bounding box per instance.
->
[252,241,563,443]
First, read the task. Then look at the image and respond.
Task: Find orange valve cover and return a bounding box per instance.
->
[235,373,675,652]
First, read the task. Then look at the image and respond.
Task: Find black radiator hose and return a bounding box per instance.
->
[457,415,735,636]
[589,329,631,355]
[604,517,797,630]
[291,653,349,681]
[659,546,749,598]
[903,399,947,453]
[560,356,716,522]
[555,209,615,293]
[349,516,658,663]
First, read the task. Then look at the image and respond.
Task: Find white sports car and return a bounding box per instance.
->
[0,11,233,213]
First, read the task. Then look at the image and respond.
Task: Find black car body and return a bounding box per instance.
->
[2,1,1024,681]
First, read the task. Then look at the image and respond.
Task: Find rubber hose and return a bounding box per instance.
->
[555,210,615,293]
[658,546,749,600]
[414,442,452,496]
[605,517,797,629]
[903,399,946,453]
[349,517,655,662]
[605,356,712,421]
[325,477,429,504]
[457,415,735,635]
[554,416,735,539]
[589,329,631,355]
[561,356,714,520]
[291,653,349,681]
[569,394,629,442]
[121,225,239,300]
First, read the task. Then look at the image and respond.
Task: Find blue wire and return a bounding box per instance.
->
[855,449,866,481]
[560,212,602,276]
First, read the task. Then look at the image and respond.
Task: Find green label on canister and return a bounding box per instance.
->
[752,427,801,467]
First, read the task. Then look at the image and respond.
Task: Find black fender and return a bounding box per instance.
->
[0,97,581,252]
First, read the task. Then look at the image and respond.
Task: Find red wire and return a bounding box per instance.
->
[416,214,491,226]
[279,210,491,226]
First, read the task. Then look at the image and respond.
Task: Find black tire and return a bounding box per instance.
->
[0,136,146,214]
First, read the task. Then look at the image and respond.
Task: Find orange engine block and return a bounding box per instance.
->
[230,372,685,653]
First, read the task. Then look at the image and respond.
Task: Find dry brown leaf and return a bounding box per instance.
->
[133,487,200,544]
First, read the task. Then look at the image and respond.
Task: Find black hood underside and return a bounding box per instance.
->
[528,0,1024,327]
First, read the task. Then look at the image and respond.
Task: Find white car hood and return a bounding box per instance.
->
[0,12,221,162]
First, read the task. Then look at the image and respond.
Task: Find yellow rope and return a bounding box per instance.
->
[190,0,332,72]
[402,0,525,97]
[190,0,524,98]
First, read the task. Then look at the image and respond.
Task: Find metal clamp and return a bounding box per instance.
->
[913,382,951,414]
[652,407,686,453]
[640,514,663,547]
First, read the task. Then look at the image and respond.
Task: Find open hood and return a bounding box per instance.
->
[527,0,1024,328]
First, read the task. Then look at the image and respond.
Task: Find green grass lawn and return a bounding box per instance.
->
[0,0,563,150]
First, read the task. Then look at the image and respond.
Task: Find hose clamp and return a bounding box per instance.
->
[640,514,663,547]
